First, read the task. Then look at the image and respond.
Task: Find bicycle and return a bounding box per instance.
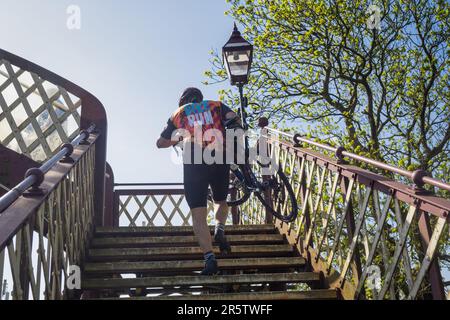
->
[205,97,299,223]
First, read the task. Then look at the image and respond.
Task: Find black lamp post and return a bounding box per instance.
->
[222,23,253,130]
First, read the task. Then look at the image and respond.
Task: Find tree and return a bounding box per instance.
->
[206,0,450,299]
[206,0,449,184]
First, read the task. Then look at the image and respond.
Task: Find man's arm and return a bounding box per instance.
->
[221,103,242,127]
[156,117,179,149]
[224,111,238,120]
[156,136,182,149]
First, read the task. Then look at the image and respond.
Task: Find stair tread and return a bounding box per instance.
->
[88,244,294,261]
[99,290,337,300]
[82,272,320,289]
[84,257,305,274]
[91,234,284,248]
[95,224,276,237]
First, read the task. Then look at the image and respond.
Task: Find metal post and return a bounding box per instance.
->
[417,211,446,299]
[238,84,250,163]
[104,163,115,227]
[258,119,273,225]
[112,191,120,228]
[230,187,240,225]
[340,175,363,287]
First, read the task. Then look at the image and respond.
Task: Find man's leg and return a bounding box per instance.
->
[210,164,232,254]
[191,207,213,254]
[213,201,231,254]
[191,208,218,275]
[214,201,229,225]
[184,164,218,275]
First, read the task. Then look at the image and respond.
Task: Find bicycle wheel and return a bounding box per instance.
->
[255,166,298,222]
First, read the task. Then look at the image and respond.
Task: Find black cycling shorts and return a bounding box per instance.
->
[183,163,230,209]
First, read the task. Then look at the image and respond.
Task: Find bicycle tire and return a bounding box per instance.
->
[254,166,298,223]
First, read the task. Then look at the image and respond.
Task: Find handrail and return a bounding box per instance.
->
[114,183,184,187]
[265,127,450,193]
[0,124,96,213]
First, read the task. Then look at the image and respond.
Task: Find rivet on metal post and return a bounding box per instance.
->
[411,169,432,195]
[335,146,347,164]
[23,168,46,197]
[293,134,302,148]
[60,143,75,164]
[79,130,91,145]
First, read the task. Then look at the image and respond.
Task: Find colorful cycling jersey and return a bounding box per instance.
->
[160,100,233,147]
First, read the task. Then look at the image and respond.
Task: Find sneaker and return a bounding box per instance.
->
[214,231,232,255]
[200,257,219,276]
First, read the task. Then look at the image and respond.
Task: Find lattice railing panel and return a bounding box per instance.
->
[240,190,265,225]
[117,191,217,227]
[242,130,449,300]
[0,59,81,163]
[0,145,95,300]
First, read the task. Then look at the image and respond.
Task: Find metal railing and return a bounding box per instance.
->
[0,48,108,227]
[0,48,108,300]
[243,127,449,300]
[113,183,220,227]
[109,127,449,300]
[0,127,94,213]
[0,129,98,299]
[269,128,450,193]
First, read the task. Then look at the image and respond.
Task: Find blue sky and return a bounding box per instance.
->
[0,0,233,183]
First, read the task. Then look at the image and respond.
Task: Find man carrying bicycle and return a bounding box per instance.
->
[156,87,241,275]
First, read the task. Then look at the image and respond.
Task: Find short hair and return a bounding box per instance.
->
[179,87,204,107]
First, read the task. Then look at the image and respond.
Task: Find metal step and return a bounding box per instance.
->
[95,224,276,237]
[88,244,294,262]
[84,257,305,274]
[82,272,320,290]
[91,234,285,248]
[99,290,337,300]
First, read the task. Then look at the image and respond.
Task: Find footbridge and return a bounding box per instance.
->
[0,49,449,300]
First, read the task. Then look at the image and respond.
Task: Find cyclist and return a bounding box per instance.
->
[156,87,240,275]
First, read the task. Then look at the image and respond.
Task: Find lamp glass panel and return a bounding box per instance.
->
[225,50,250,76]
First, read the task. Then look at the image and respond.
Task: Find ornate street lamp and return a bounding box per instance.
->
[222,23,253,86]
[222,23,254,133]
[222,23,254,163]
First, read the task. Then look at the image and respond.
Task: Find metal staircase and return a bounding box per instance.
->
[81,224,336,300]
